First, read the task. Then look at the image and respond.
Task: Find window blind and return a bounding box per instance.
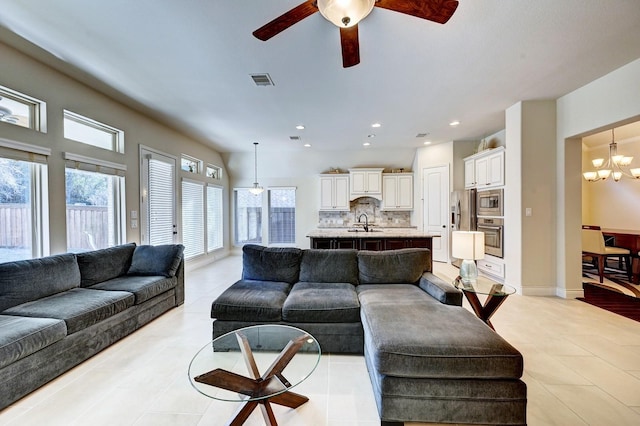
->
[148,158,175,245]
[182,179,204,259]
[207,185,223,251]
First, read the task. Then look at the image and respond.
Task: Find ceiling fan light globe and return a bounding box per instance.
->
[317,0,375,28]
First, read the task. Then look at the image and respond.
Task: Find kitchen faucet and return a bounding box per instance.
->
[357,213,369,232]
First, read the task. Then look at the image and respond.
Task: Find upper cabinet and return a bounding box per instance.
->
[464,147,505,189]
[349,168,383,200]
[320,174,350,211]
[381,173,414,211]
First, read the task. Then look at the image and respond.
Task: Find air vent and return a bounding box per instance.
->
[416,132,430,138]
[251,73,274,86]
[289,136,301,141]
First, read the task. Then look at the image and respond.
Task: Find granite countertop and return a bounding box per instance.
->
[307,228,440,238]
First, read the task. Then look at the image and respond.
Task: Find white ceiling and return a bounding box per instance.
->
[1,0,640,154]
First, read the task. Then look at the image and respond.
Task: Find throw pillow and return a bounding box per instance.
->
[127,244,184,278]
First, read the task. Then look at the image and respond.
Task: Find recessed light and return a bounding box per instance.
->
[295,125,305,130]
[371,123,381,128]
[449,120,460,127]
[304,143,311,147]
[423,141,432,145]
[367,134,376,138]
[363,142,371,146]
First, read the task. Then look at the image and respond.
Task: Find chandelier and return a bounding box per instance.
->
[249,142,264,195]
[583,128,640,182]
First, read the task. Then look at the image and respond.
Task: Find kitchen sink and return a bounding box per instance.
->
[347,228,382,233]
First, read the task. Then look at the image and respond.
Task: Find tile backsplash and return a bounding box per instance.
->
[318,197,412,228]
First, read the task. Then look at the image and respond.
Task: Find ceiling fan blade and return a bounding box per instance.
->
[340,25,360,68]
[375,0,459,24]
[253,1,319,41]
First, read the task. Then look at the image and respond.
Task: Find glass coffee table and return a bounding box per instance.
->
[188,324,321,426]
[453,276,516,331]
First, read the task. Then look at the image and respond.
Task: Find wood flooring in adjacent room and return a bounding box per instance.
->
[1,255,640,425]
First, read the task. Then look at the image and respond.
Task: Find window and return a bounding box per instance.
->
[63,110,124,153]
[206,164,222,180]
[181,155,202,174]
[0,84,46,132]
[207,185,223,251]
[269,188,296,245]
[65,154,126,252]
[0,139,50,262]
[234,189,262,244]
[182,179,205,259]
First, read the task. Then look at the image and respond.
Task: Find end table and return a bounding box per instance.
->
[453,276,516,331]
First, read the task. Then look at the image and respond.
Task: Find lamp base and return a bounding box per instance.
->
[459,259,478,284]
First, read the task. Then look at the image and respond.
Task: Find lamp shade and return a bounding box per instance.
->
[452,231,485,260]
[317,0,375,28]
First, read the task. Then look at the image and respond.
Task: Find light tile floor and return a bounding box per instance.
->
[2,255,640,425]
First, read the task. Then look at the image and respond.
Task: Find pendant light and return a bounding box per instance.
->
[249,142,264,195]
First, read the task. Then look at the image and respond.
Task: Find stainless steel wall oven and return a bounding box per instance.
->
[477,217,503,258]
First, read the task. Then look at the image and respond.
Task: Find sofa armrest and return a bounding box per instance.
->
[419,272,463,306]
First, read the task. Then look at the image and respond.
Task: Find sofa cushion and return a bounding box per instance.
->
[359,286,523,379]
[0,315,67,369]
[242,245,302,284]
[2,288,135,335]
[358,248,430,284]
[299,249,359,285]
[283,282,360,323]
[0,253,80,312]
[127,244,184,278]
[211,280,291,322]
[77,243,136,287]
[89,275,176,304]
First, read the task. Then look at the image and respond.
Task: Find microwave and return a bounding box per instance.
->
[477,188,503,217]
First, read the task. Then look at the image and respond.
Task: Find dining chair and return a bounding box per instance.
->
[581,228,632,283]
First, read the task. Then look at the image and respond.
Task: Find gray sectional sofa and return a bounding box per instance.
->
[0,243,185,410]
[211,245,527,425]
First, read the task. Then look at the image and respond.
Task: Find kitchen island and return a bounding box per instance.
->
[307,228,438,251]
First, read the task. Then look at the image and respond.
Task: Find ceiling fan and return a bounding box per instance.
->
[253,0,459,68]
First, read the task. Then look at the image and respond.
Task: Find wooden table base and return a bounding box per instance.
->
[194,333,311,426]
[462,288,509,331]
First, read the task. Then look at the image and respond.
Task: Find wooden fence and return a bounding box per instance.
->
[0,204,109,250]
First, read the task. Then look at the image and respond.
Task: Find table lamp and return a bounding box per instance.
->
[452,231,485,284]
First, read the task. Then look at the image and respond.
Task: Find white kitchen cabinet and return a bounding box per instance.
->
[464,158,476,188]
[319,174,350,211]
[464,147,505,189]
[382,173,414,210]
[478,255,505,281]
[349,168,383,200]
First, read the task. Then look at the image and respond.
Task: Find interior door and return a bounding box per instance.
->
[140,146,177,245]
[423,165,450,262]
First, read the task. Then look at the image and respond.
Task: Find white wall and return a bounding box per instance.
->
[0,41,230,263]
[557,57,640,297]
[505,100,557,295]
